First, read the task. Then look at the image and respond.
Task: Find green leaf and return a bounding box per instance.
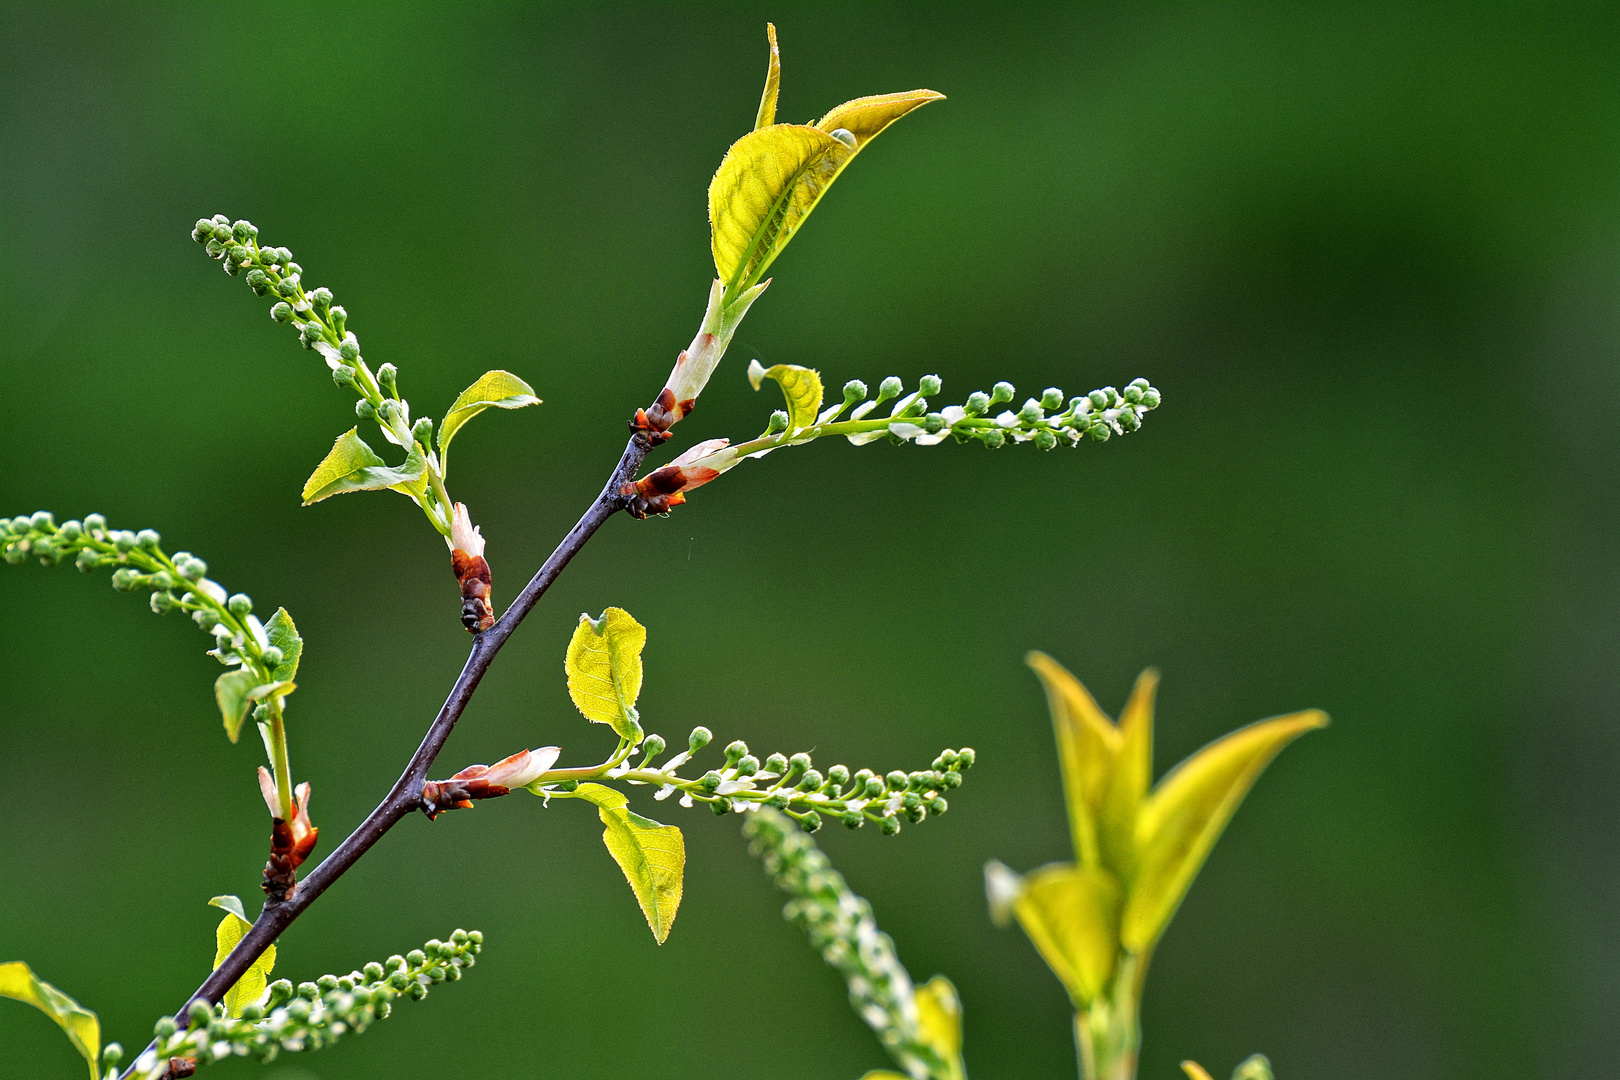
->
[1232,1055,1275,1080]
[437,370,541,477]
[1121,710,1328,953]
[1010,862,1122,1006]
[571,784,685,944]
[209,896,276,1017]
[1026,652,1120,868]
[748,360,824,434]
[914,975,964,1071]
[1100,668,1158,888]
[215,668,260,743]
[565,608,646,740]
[0,961,100,1080]
[709,87,942,298]
[301,428,427,505]
[754,23,781,131]
[264,608,303,683]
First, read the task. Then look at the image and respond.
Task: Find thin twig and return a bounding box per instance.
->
[118,432,654,1079]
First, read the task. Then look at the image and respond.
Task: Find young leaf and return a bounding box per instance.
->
[565,608,646,740]
[1027,652,1121,868]
[0,961,100,1080]
[914,975,964,1071]
[437,370,541,478]
[1121,710,1328,953]
[1233,1055,1275,1080]
[1100,668,1158,887]
[815,90,947,153]
[264,607,303,683]
[754,22,781,131]
[215,668,260,743]
[748,360,823,434]
[1182,1064,1217,1080]
[301,429,427,504]
[209,896,276,1017]
[571,783,685,944]
[1010,862,1122,1005]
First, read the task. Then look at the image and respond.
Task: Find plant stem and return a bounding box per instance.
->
[267,699,293,819]
[116,430,655,1079]
[1075,954,1142,1080]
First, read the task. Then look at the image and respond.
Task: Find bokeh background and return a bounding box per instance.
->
[3,4,1618,1078]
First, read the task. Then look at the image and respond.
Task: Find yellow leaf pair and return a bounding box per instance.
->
[995,655,1325,1007]
[710,24,944,303]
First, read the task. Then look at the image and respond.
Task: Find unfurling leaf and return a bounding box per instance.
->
[209,895,276,1017]
[0,961,100,1080]
[1027,651,1121,868]
[1010,862,1122,1005]
[1233,1055,1276,1080]
[437,370,541,477]
[1121,710,1327,953]
[215,668,260,743]
[301,428,427,504]
[264,607,303,683]
[914,975,965,1068]
[572,783,685,943]
[754,22,781,131]
[565,608,646,740]
[1182,1063,1217,1080]
[748,360,823,434]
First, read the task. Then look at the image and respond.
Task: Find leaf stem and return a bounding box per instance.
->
[267,699,294,819]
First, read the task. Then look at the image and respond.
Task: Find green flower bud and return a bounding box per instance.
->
[919,374,942,396]
[764,410,790,435]
[260,644,284,667]
[1088,423,1111,442]
[1088,389,1109,409]
[275,278,298,299]
[980,427,1006,449]
[150,591,177,614]
[333,364,357,388]
[405,950,427,967]
[75,548,99,573]
[336,975,356,992]
[885,770,908,791]
[377,363,398,398]
[697,770,723,794]
[228,245,249,263]
[641,733,666,759]
[339,339,359,361]
[136,528,161,550]
[955,748,975,769]
[286,999,312,1021]
[467,930,483,946]
[1141,388,1161,408]
[101,1044,124,1070]
[317,974,338,992]
[193,219,214,242]
[388,970,410,990]
[82,513,106,534]
[411,417,433,445]
[990,381,1016,406]
[735,754,760,775]
[724,740,748,766]
[385,954,406,973]
[208,222,233,242]
[965,391,991,415]
[286,261,302,275]
[111,567,142,592]
[1035,429,1058,450]
[267,979,293,1007]
[270,301,293,322]
[787,753,812,780]
[192,608,219,630]
[825,764,850,788]
[188,1000,212,1027]
[710,798,731,815]
[273,247,293,266]
[927,796,948,814]
[842,379,868,405]
[330,305,348,335]
[764,752,789,774]
[877,376,903,401]
[841,810,864,829]
[796,769,824,791]
[1018,399,1044,422]
[905,802,927,823]
[4,545,26,566]
[154,1016,177,1039]
[879,814,902,835]
[688,726,712,752]
[57,520,82,541]
[30,511,55,531]
[245,269,270,295]
[232,220,257,241]
[1118,408,1141,432]
[228,593,252,616]
[309,286,333,315]
[409,981,429,1000]
[114,530,137,553]
[179,556,206,580]
[356,399,377,422]
[923,412,945,434]
[1123,385,1143,404]
[863,776,886,797]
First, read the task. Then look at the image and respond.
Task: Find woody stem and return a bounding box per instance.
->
[118,430,656,1079]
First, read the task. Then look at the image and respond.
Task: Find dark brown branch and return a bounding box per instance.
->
[119,431,655,1078]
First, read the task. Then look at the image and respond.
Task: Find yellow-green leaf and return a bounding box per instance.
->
[1182,1063,1216,1080]
[565,608,646,740]
[301,428,427,504]
[815,89,948,153]
[1232,1055,1275,1080]
[209,896,276,1017]
[0,961,100,1080]
[215,668,259,743]
[572,784,685,943]
[1100,668,1158,887]
[748,359,824,434]
[1010,862,1122,1006]
[1121,710,1328,953]
[754,23,780,131]
[710,124,844,296]
[437,370,541,477]
[914,975,964,1071]
[264,608,303,683]
[1027,652,1121,868]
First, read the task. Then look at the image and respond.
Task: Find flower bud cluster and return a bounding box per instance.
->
[744,809,948,1080]
[190,215,422,451]
[128,931,482,1079]
[832,374,1161,449]
[598,727,974,834]
[1,512,281,678]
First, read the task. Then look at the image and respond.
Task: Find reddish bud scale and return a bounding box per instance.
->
[630,386,695,447]
[451,549,494,633]
[620,461,720,519]
[262,783,319,902]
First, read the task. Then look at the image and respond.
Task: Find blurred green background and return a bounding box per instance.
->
[3,4,1617,1078]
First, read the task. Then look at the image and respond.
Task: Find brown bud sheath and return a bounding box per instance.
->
[451,548,494,633]
[262,780,318,902]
